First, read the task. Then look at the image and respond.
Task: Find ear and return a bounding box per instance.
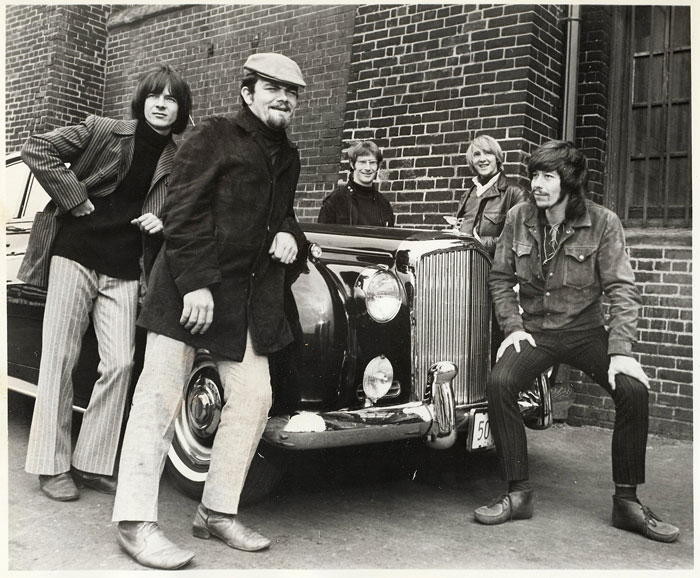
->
[241,86,254,106]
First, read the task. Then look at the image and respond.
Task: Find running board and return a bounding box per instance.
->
[6,376,86,414]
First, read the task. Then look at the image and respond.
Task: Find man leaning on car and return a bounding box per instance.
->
[19,65,192,502]
[111,52,307,570]
[475,140,679,543]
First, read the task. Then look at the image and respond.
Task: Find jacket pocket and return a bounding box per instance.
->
[480,211,506,237]
[562,246,597,289]
[17,209,59,288]
[482,212,505,225]
[513,241,535,283]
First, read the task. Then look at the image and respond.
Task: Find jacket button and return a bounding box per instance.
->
[579,255,584,260]
[545,291,550,296]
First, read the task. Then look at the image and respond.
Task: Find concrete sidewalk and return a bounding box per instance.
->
[6,392,694,572]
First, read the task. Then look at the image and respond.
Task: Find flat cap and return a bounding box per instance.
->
[243,52,306,88]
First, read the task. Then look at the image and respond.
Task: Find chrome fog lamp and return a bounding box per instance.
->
[362,355,394,402]
[355,268,402,323]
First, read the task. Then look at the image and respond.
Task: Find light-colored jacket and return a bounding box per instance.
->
[18,115,176,288]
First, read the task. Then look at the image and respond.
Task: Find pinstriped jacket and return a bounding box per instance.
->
[18,115,177,288]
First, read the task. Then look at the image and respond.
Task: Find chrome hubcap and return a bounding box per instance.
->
[173,371,222,468]
[187,376,222,437]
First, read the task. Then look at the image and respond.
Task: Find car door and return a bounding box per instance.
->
[5,155,51,283]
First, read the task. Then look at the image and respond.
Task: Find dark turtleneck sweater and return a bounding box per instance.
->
[53,120,171,280]
[246,106,286,169]
[318,176,395,226]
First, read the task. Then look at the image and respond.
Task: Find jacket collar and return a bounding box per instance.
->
[523,198,593,230]
[470,171,508,199]
[113,119,138,136]
[151,140,177,187]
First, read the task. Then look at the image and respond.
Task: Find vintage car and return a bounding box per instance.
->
[6,153,552,503]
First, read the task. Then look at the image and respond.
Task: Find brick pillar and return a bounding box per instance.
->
[339,4,566,227]
[576,5,614,204]
[5,5,109,152]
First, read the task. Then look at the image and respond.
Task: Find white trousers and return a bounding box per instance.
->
[112,331,271,521]
[25,256,138,475]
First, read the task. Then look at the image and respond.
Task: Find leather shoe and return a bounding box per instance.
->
[192,503,270,552]
[474,489,534,525]
[117,521,195,570]
[612,496,679,543]
[72,468,117,494]
[39,473,79,501]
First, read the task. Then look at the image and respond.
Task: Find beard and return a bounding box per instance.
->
[266,108,292,129]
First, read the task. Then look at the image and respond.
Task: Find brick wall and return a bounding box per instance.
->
[4,4,692,439]
[103,4,357,221]
[5,4,109,151]
[567,232,693,440]
[575,5,613,205]
[564,6,693,441]
[340,4,566,228]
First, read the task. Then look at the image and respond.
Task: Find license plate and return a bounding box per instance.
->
[470,410,495,450]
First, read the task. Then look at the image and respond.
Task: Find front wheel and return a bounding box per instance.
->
[164,356,288,505]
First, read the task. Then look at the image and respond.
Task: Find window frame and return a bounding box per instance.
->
[606,5,691,228]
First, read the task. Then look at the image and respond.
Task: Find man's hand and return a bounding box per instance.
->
[180,287,214,335]
[608,354,649,390]
[496,330,537,362]
[269,231,298,264]
[131,212,163,235]
[70,199,95,217]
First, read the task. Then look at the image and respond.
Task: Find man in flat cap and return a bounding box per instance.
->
[112,52,306,569]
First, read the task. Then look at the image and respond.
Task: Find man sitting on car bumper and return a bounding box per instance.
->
[475,140,679,543]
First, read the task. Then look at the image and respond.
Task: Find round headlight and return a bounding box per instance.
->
[363,355,394,402]
[362,269,402,323]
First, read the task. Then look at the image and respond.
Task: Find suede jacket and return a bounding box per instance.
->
[489,199,641,356]
[455,173,528,256]
[137,108,305,361]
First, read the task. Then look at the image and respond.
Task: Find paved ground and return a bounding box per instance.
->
[5,392,693,574]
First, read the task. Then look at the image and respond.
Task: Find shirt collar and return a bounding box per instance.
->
[472,172,501,197]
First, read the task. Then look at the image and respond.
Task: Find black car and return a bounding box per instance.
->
[6,155,552,502]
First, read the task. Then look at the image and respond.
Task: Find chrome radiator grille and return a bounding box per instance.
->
[413,248,491,405]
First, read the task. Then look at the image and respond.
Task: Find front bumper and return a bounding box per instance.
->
[262,362,552,450]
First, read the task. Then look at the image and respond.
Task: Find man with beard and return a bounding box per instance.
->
[112,53,306,569]
[474,140,679,543]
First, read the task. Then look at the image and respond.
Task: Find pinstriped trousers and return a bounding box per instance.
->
[112,331,271,522]
[25,256,138,476]
[487,326,648,485]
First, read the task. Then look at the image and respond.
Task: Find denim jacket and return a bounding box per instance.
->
[489,199,641,356]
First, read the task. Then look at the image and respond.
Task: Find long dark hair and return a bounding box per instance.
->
[130,64,192,134]
[528,140,588,221]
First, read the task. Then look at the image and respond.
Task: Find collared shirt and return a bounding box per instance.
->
[489,199,641,356]
[472,172,500,198]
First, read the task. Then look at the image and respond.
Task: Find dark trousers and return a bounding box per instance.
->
[487,326,648,485]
